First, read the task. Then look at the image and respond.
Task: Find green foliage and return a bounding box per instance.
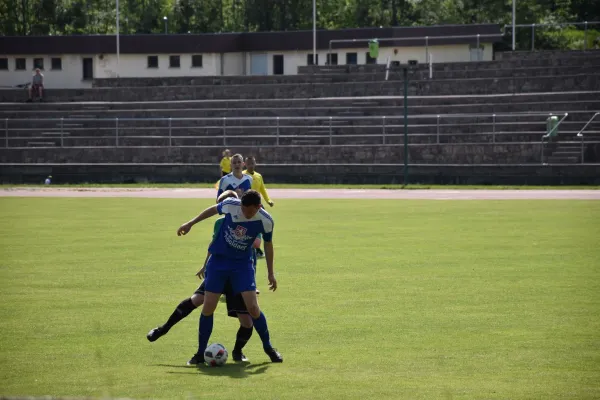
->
[0,0,598,53]
[537,26,600,50]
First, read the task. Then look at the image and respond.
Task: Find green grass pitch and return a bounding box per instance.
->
[1,198,599,399]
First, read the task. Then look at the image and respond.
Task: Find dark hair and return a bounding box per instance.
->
[245,155,256,161]
[241,190,261,206]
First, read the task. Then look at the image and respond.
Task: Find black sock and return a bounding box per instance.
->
[161,298,197,332]
[233,326,253,352]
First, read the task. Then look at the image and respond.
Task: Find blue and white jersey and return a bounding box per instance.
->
[209,198,274,266]
[217,173,253,199]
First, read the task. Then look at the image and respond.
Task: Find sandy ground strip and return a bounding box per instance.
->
[1,188,599,200]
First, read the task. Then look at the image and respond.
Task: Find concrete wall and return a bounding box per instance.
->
[2,163,599,185]
[0,54,93,89]
[0,44,494,88]
[0,144,544,165]
[93,53,220,78]
[223,53,245,76]
[2,73,598,102]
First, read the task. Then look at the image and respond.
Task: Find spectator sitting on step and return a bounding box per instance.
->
[27,69,44,102]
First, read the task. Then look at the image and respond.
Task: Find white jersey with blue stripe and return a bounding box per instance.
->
[217,173,253,199]
[209,197,274,264]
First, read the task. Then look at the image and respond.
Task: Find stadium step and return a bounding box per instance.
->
[337,111,364,116]
[27,141,56,147]
[58,123,84,127]
[352,101,379,106]
[320,120,348,125]
[41,131,70,136]
[290,139,322,145]
[546,155,580,163]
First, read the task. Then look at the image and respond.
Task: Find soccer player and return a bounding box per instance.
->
[177,190,283,364]
[147,190,255,363]
[219,149,232,177]
[217,153,253,199]
[243,156,274,259]
[243,156,274,208]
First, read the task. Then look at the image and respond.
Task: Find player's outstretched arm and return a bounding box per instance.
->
[177,205,219,236]
[264,241,277,291]
[258,178,274,207]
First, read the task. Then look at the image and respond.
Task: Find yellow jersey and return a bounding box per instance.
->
[243,169,272,203]
[220,156,232,173]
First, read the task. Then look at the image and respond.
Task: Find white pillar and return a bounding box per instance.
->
[313,0,316,64]
[116,0,120,77]
[512,0,516,51]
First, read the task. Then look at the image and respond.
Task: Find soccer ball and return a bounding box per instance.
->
[204,343,228,367]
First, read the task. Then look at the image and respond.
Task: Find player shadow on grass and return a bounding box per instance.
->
[158,361,270,379]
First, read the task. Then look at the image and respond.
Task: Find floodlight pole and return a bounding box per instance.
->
[313,0,316,64]
[512,0,516,50]
[403,67,409,186]
[116,0,120,77]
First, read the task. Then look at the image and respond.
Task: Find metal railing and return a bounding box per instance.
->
[328,34,504,64]
[4,113,568,148]
[541,112,569,164]
[504,21,600,51]
[577,112,600,163]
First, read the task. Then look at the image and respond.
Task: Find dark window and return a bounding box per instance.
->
[192,54,203,67]
[273,54,284,75]
[366,52,377,64]
[147,55,158,68]
[169,55,180,68]
[15,58,26,70]
[82,58,93,80]
[391,60,400,67]
[51,57,62,70]
[0,58,8,70]
[346,52,357,65]
[307,53,319,65]
[33,58,44,70]
[326,53,338,65]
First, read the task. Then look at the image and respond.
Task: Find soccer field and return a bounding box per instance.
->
[1,197,599,400]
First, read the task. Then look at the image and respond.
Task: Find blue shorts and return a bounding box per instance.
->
[204,255,256,294]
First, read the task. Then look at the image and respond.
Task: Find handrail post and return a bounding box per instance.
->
[477,34,480,60]
[60,117,64,147]
[576,112,600,163]
[329,116,332,146]
[436,115,440,144]
[492,114,496,143]
[382,116,386,144]
[115,117,119,147]
[276,116,280,146]
[584,21,588,51]
[223,117,227,146]
[531,24,536,51]
[168,117,172,147]
[425,36,429,63]
[5,118,8,148]
[541,137,545,164]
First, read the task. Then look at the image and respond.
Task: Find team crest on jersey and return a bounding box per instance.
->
[233,225,248,239]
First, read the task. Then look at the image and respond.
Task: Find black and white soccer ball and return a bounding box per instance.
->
[204,343,228,367]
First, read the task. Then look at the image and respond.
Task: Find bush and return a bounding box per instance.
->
[536,27,600,50]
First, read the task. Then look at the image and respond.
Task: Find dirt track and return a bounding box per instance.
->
[1,188,599,199]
